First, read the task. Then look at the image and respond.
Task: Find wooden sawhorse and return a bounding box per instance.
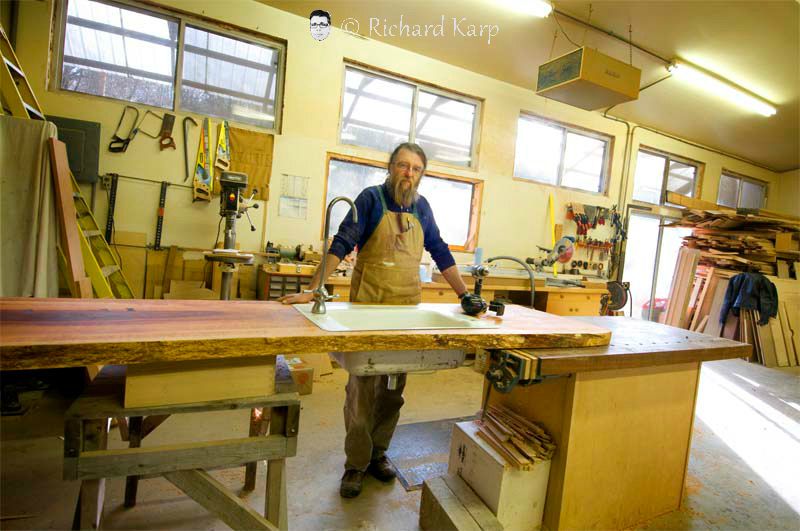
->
[64,364,299,530]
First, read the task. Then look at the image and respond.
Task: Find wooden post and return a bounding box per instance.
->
[73,418,108,530]
[265,407,288,531]
[124,416,143,507]
[244,407,270,491]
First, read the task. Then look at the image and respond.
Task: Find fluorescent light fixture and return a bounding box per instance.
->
[495,0,553,18]
[668,59,776,117]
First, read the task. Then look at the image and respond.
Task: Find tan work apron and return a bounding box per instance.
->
[349,186,424,304]
[343,185,425,471]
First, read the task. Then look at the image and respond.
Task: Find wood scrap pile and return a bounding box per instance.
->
[664,203,800,277]
[672,264,800,368]
[661,195,800,366]
[476,405,555,470]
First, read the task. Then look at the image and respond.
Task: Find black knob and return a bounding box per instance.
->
[489,300,505,316]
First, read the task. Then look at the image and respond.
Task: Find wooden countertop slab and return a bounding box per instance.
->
[0,298,610,370]
[518,317,751,375]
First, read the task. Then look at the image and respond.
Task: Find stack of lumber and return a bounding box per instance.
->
[672,264,800,367]
[663,193,800,277]
[663,195,800,365]
[476,405,555,470]
[664,247,702,328]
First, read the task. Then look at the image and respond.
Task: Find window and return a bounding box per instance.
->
[61,0,178,108]
[514,114,610,193]
[58,0,284,130]
[325,157,482,251]
[717,172,767,210]
[632,149,699,205]
[340,66,480,168]
[621,211,692,321]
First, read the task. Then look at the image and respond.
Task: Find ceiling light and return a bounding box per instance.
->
[667,60,776,117]
[495,0,553,18]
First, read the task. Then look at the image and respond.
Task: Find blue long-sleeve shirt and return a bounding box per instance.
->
[328,183,456,272]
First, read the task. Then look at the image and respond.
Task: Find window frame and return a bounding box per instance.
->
[631,147,703,206]
[322,153,484,252]
[717,170,768,210]
[512,112,613,195]
[52,0,286,133]
[338,63,482,171]
[618,207,686,321]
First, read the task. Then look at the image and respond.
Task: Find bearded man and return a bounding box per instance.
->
[279,142,485,497]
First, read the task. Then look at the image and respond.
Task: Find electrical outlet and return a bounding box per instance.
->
[100,174,112,189]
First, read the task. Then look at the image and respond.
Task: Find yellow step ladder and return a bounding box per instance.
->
[1,23,133,299]
[0,24,44,119]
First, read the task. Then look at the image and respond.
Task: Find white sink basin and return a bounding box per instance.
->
[293,302,500,332]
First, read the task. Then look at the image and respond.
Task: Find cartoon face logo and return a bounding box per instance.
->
[309,9,331,41]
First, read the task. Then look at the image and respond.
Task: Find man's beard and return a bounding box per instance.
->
[386,175,419,208]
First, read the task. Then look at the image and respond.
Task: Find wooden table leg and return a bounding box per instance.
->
[265,407,287,531]
[73,418,108,530]
[124,416,143,508]
[244,408,271,491]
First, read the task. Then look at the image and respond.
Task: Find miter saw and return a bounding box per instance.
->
[525,236,575,269]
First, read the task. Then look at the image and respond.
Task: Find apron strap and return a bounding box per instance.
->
[376,185,388,214]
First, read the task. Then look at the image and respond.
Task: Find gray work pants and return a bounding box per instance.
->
[343,373,407,471]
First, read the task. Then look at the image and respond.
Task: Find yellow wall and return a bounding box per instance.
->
[774,169,800,217]
[13,0,799,266]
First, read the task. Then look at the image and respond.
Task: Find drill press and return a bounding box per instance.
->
[204,171,258,300]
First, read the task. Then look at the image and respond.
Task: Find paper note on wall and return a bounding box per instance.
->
[279,174,309,219]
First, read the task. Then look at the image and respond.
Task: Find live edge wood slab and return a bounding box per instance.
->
[0,298,610,371]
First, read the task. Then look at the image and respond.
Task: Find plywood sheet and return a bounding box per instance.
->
[125,357,275,408]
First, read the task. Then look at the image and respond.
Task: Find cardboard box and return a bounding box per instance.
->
[299,353,334,380]
[285,357,314,395]
[449,421,551,530]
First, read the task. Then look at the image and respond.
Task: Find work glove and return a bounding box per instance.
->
[460,291,488,316]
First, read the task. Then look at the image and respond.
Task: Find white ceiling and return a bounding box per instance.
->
[262,0,800,172]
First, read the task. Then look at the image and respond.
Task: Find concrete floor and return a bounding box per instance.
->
[1,359,799,530]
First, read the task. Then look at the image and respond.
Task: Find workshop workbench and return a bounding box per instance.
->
[326,275,608,316]
[0,299,750,531]
[485,317,751,531]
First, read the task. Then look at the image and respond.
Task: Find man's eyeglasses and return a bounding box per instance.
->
[393,161,424,176]
[311,22,330,28]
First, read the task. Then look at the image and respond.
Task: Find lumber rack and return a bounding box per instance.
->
[63,361,299,531]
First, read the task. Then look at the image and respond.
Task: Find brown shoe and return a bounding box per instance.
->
[367,456,397,482]
[340,469,365,498]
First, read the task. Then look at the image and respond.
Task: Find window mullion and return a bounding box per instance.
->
[648,221,666,321]
[736,177,744,208]
[660,156,671,205]
[409,85,419,143]
[556,127,568,186]
[173,19,186,111]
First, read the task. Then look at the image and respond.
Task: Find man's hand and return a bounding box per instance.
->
[278,291,315,305]
[460,292,487,316]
